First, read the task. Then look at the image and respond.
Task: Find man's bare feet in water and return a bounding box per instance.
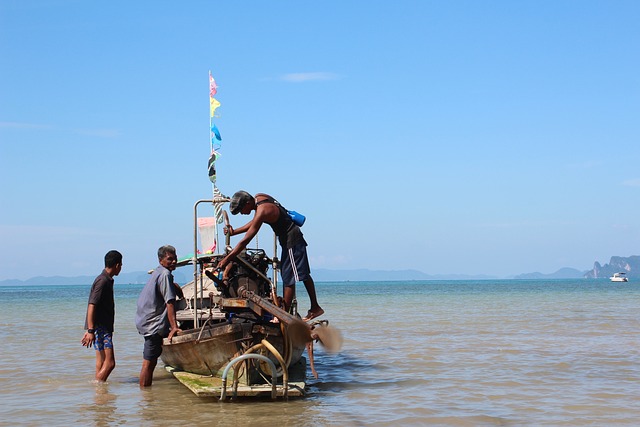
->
[303,307,324,322]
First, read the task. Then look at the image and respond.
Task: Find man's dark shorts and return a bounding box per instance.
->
[143,333,164,360]
[281,242,311,287]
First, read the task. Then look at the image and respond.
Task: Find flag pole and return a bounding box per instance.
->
[208,71,226,254]
[209,71,220,254]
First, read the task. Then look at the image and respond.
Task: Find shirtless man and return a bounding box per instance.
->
[218,191,324,321]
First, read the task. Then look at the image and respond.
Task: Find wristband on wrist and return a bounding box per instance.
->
[87,329,95,334]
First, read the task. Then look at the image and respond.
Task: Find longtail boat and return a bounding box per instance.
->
[159,202,340,400]
[157,73,340,399]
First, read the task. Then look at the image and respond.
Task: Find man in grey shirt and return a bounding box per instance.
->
[135,245,182,387]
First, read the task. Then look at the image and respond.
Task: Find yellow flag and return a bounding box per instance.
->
[210,97,221,117]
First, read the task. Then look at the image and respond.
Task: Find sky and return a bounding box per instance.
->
[1,1,639,281]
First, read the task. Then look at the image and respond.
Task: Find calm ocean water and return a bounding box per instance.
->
[1,279,638,426]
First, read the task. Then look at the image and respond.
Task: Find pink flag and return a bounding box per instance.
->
[209,71,217,98]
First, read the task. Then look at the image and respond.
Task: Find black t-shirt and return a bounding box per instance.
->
[84,270,115,332]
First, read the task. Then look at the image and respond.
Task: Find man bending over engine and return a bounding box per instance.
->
[217,191,324,321]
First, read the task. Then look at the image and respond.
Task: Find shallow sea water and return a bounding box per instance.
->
[1,279,639,426]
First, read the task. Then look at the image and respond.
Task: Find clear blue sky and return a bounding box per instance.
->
[1,1,639,281]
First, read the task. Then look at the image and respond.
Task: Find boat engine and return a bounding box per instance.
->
[222,249,271,299]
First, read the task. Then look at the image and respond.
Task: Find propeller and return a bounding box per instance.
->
[244,292,342,352]
[309,322,343,353]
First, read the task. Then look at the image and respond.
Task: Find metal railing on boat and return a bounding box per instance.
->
[219,335,293,401]
[220,354,278,401]
[191,198,282,328]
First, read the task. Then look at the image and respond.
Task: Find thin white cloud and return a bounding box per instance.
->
[622,178,640,187]
[280,72,340,82]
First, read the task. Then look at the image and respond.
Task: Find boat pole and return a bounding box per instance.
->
[272,232,279,303]
[193,199,214,328]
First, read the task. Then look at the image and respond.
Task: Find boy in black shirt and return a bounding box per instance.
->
[81,250,123,382]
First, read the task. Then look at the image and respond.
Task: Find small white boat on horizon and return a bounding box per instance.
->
[610,272,629,282]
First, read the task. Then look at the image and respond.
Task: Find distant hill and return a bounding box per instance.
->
[3,257,637,286]
[0,270,189,286]
[584,255,640,279]
[514,267,586,280]
[312,269,498,281]
[1,268,498,286]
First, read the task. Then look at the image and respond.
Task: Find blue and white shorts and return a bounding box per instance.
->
[93,326,113,351]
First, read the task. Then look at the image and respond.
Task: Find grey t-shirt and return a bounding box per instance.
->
[135,265,177,337]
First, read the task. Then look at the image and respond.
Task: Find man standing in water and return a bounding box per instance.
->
[81,250,123,382]
[218,191,324,321]
[135,245,182,387]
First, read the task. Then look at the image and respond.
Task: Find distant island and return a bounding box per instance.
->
[1,255,637,286]
[513,267,586,280]
[582,255,640,279]
[513,255,640,279]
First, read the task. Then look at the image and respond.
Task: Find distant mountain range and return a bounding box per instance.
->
[513,267,586,280]
[0,269,497,286]
[312,269,499,281]
[0,270,190,286]
[1,255,637,286]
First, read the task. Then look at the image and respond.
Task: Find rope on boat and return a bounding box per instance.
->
[195,317,212,343]
[194,293,221,343]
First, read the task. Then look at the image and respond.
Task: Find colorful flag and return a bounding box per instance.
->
[209,72,217,98]
[197,217,217,254]
[209,72,226,225]
[208,152,217,183]
[213,185,227,224]
[211,124,222,141]
[210,97,221,117]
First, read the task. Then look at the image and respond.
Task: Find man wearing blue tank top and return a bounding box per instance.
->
[218,190,324,321]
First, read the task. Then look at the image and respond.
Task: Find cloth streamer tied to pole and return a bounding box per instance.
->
[209,70,227,225]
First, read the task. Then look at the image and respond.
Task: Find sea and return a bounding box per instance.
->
[1,279,638,426]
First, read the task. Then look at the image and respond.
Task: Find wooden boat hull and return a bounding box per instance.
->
[160,320,305,379]
[161,322,247,376]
